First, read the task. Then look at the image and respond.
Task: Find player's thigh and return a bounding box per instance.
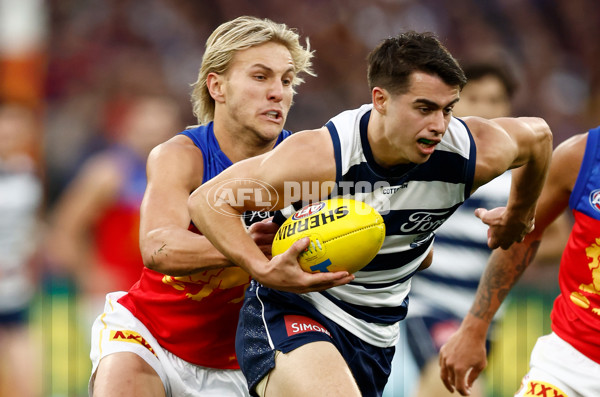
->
[93,352,165,397]
[264,341,360,397]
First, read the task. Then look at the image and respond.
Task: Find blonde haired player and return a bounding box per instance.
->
[89,16,322,397]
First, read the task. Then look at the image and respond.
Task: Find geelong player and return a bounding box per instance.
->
[188,31,553,396]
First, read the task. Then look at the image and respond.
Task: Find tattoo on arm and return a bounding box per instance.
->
[471,240,541,322]
[150,243,167,268]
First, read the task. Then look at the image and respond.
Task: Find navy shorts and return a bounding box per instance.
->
[236,280,396,397]
[404,307,492,370]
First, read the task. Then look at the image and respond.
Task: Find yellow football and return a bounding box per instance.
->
[272,198,385,274]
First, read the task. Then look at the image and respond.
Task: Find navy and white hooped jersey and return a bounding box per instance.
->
[293,104,476,347]
[407,170,510,322]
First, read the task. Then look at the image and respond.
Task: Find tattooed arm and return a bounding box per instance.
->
[437,132,585,396]
[437,242,540,396]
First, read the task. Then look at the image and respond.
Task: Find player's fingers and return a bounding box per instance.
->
[455,369,472,396]
[297,271,354,293]
[486,230,501,250]
[466,367,481,394]
[248,219,279,234]
[473,207,487,221]
[524,222,535,238]
[288,237,311,257]
[439,358,455,393]
[252,231,277,246]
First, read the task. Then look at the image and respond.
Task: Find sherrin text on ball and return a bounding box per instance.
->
[272,198,385,273]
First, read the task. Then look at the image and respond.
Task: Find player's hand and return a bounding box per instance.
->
[439,321,487,396]
[474,207,535,250]
[248,217,278,258]
[254,237,354,293]
[417,249,433,271]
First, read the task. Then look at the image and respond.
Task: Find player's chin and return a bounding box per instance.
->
[258,123,285,140]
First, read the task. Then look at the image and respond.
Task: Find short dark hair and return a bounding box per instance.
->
[461,62,518,99]
[367,31,467,95]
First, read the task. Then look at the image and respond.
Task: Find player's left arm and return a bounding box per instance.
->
[466,116,553,249]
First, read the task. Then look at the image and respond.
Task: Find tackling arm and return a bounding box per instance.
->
[139,136,233,276]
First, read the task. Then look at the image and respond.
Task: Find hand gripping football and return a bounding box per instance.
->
[272,198,385,273]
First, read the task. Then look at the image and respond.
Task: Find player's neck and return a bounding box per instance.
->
[213,123,278,163]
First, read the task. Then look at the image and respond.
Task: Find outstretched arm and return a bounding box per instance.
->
[468,116,553,249]
[438,132,586,395]
[188,128,355,293]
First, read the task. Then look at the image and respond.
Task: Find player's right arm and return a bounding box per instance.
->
[188,128,355,293]
[439,132,586,396]
[466,116,553,250]
[139,135,233,276]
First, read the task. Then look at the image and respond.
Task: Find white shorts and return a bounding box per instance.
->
[89,292,250,397]
[514,332,600,397]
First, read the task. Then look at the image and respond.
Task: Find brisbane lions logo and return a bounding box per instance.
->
[590,189,600,213]
[162,268,251,303]
[570,237,600,316]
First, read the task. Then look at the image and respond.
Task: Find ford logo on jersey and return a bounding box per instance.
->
[400,210,451,233]
[590,189,600,213]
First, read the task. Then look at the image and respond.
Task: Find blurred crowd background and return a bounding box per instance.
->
[1,0,599,396]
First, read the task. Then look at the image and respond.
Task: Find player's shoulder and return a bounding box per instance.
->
[551,132,587,173]
[149,134,202,164]
[550,132,587,180]
[147,134,204,185]
[554,131,588,157]
[460,116,509,140]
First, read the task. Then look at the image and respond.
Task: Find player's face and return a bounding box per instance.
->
[453,75,511,119]
[220,42,296,143]
[381,71,460,165]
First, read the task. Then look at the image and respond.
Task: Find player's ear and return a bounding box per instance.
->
[372,87,388,115]
[207,72,226,103]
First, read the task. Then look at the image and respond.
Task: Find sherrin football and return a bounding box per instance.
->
[272,198,385,274]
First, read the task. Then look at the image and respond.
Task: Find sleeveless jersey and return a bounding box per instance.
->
[118,122,291,368]
[275,104,476,347]
[551,127,600,364]
[407,168,510,321]
[95,145,148,291]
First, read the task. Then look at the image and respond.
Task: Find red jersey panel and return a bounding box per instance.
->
[119,266,251,368]
[117,123,291,368]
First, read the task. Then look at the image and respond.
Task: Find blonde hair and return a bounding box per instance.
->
[190,16,315,125]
